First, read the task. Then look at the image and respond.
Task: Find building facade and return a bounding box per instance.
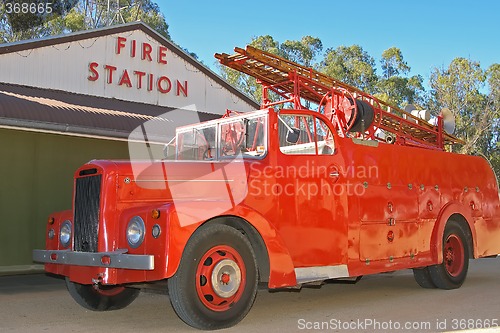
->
[0,22,258,273]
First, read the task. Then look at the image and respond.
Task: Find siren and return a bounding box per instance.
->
[404,104,431,123]
[405,104,456,135]
[411,109,431,121]
[440,107,456,135]
[429,108,456,135]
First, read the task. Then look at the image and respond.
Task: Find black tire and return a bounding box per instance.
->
[65,278,140,311]
[168,224,258,330]
[428,220,470,289]
[412,267,437,289]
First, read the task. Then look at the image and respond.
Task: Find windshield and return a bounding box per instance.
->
[175,111,268,160]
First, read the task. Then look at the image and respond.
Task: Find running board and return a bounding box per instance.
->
[295,265,350,285]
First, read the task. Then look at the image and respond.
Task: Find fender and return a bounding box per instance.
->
[430,201,477,263]
[164,202,297,288]
[44,209,73,277]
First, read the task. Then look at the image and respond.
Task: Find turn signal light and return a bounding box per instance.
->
[151,209,161,219]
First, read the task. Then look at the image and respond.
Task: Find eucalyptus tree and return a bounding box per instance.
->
[0,0,170,43]
[376,47,425,108]
[428,58,499,174]
[320,45,378,94]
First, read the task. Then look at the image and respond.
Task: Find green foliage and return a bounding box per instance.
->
[63,8,86,32]
[121,0,170,39]
[485,64,500,176]
[0,0,78,42]
[217,35,282,105]
[250,35,281,55]
[428,58,487,144]
[427,59,499,174]
[381,47,410,79]
[320,45,377,93]
[0,0,170,42]
[281,36,322,68]
[218,35,324,105]
[376,47,425,107]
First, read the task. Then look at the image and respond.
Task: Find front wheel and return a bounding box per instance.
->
[428,220,470,289]
[65,278,140,311]
[168,224,258,330]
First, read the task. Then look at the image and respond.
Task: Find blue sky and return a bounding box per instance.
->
[158,0,499,85]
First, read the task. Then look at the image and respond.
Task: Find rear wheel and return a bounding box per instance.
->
[168,224,258,330]
[65,278,139,311]
[412,267,436,289]
[428,220,470,289]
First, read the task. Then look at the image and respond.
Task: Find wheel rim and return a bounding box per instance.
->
[94,285,125,297]
[444,234,465,277]
[195,245,246,312]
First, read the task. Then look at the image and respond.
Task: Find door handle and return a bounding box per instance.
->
[329,171,340,178]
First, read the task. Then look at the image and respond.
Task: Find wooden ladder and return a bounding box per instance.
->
[216,45,464,150]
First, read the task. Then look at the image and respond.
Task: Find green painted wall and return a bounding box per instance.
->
[0,128,129,269]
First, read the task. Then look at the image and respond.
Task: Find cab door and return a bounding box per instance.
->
[275,111,349,273]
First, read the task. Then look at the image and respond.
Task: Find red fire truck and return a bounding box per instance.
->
[33,46,500,330]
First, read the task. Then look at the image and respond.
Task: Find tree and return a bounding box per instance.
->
[428,58,487,143]
[250,35,282,56]
[218,35,323,104]
[217,35,281,104]
[0,0,79,42]
[380,47,410,79]
[280,36,322,68]
[484,64,500,176]
[427,58,499,175]
[320,45,378,93]
[376,47,425,108]
[0,0,170,43]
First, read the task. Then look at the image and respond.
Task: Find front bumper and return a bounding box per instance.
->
[33,249,154,270]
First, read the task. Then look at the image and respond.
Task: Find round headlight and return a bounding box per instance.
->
[59,220,72,248]
[127,216,145,248]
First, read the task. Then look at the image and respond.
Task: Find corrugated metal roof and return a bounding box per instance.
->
[0,83,219,140]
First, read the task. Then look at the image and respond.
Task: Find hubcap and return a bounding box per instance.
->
[211,259,241,298]
[195,245,246,312]
[444,234,464,277]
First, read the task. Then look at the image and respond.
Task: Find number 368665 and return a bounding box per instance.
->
[5,2,53,14]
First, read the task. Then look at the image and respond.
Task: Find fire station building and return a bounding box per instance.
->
[0,22,258,274]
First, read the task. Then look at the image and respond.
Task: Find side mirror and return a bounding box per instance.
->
[286,128,301,144]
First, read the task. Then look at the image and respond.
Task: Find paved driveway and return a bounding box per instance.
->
[1,258,499,332]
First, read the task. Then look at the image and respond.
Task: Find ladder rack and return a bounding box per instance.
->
[215,45,464,150]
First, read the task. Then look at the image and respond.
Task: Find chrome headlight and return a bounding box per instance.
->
[127,216,145,248]
[59,220,72,248]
